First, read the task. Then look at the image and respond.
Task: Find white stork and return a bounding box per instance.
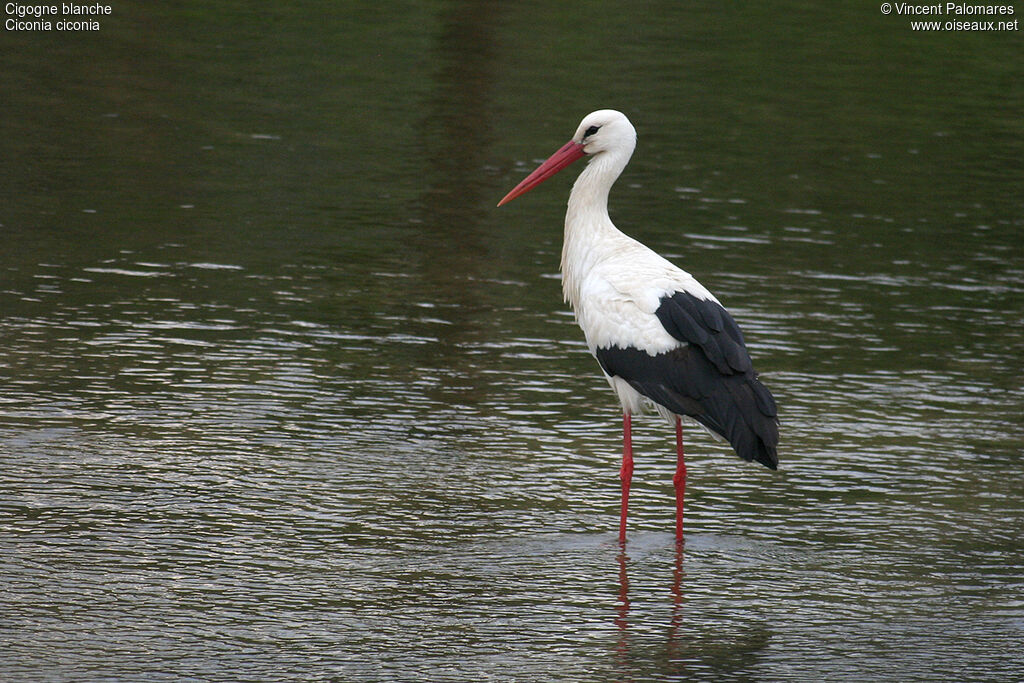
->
[498,110,779,544]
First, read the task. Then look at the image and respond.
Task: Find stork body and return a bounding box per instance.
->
[499,110,779,544]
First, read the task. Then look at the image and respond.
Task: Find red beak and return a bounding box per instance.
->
[497,140,586,207]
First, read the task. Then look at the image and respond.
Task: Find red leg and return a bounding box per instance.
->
[619,413,634,545]
[673,416,687,543]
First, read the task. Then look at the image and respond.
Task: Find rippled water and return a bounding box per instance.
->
[2,2,1022,681]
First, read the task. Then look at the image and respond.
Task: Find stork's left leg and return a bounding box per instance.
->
[673,416,687,543]
[619,413,634,545]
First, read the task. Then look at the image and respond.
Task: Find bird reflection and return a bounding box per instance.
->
[667,540,686,661]
[615,544,631,661]
[614,539,686,669]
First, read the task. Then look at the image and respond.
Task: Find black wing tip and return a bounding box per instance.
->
[758,429,780,470]
[742,445,778,470]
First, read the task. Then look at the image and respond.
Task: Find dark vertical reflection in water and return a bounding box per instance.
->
[407,0,502,371]
[415,2,500,271]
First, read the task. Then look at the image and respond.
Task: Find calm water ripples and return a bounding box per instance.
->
[3,235,1021,680]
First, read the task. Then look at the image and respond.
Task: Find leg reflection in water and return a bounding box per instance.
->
[613,539,686,670]
[615,544,630,665]
[667,539,686,661]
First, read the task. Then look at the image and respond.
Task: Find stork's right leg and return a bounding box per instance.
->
[619,413,634,544]
[673,416,687,543]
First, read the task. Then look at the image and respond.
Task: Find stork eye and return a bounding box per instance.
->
[584,125,600,138]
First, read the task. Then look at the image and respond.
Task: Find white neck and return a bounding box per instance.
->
[560,149,633,308]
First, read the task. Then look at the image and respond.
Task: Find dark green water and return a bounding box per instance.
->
[2,2,1022,680]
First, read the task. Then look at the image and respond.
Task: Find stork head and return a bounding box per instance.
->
[571,109,637,157]
[497,109,637,207]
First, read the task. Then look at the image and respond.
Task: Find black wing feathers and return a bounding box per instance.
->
[656,293,751,374]
[596,291,779,470]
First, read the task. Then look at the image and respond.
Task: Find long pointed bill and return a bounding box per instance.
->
[497,140,586,207]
